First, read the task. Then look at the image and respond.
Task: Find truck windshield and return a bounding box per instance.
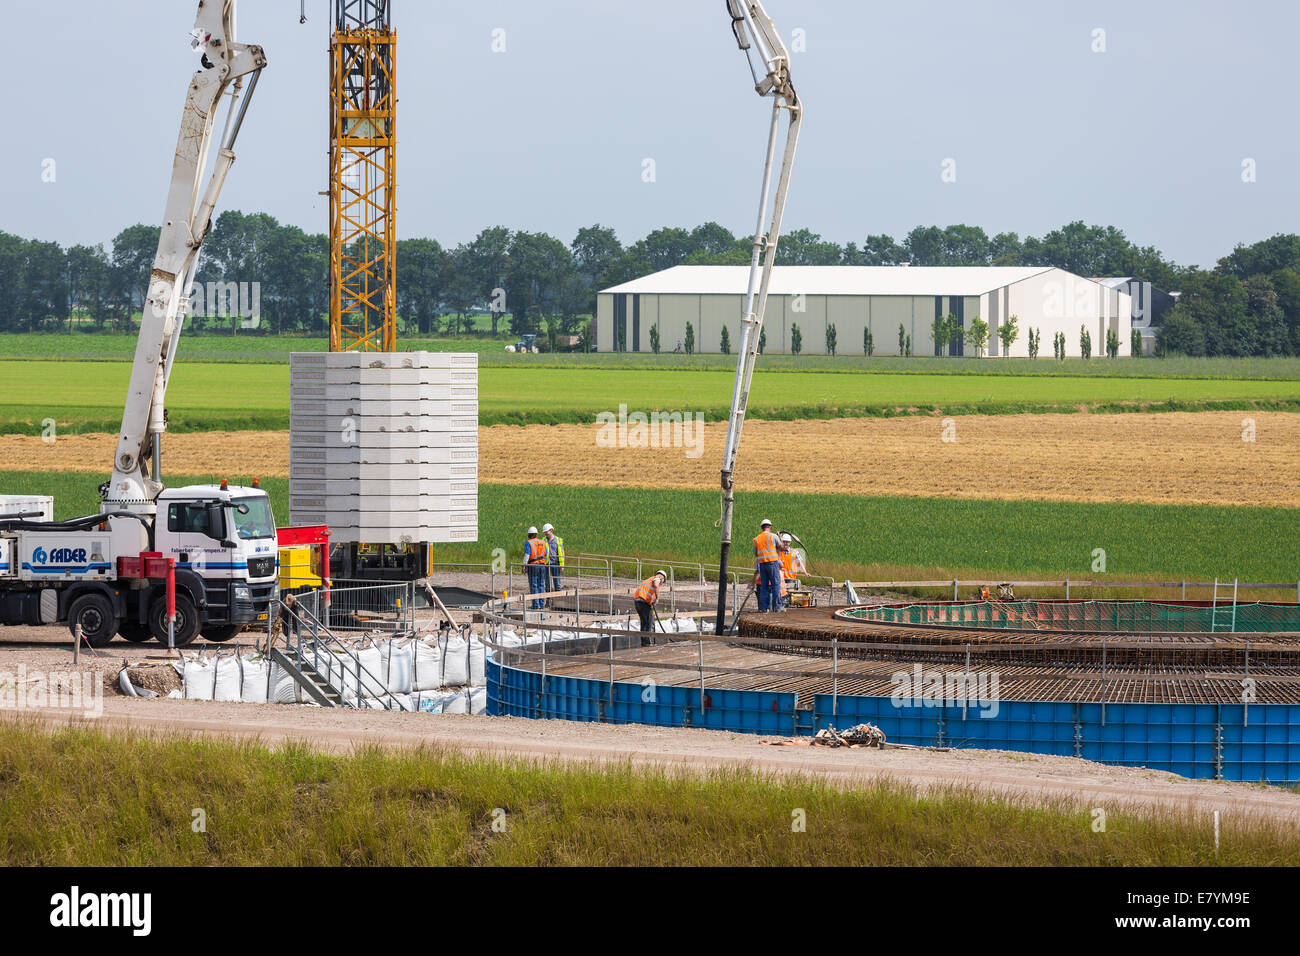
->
[231,497,276,540]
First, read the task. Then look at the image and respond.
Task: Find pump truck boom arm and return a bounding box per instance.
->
[106,0,266,509]
[716,0,802,634]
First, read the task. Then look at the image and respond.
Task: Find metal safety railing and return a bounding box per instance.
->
[272,592,411,710]
[844,577,1300,603]
[476,589,1300,730]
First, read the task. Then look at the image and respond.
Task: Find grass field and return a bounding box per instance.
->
[7,470,1296,585]
[0,722,1290,865]
[5,331,1300,378]
[4,358,1299,434]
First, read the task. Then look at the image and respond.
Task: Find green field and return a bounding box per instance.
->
[4,331,1300,378]
[2,722,1291,865]
[8,471,1296,585]
[3,358,1299,433]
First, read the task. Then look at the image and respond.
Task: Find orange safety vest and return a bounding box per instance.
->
[634,577,659,605]
[780,550,798,581]
[754,530,780,564]
[526,538,548,564]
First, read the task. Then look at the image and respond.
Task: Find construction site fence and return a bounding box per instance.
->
[475,590,1300,785]
[847,578,1300,602]
[498,556,828,618]
[286,582,420,635]
[845,599,1300,634]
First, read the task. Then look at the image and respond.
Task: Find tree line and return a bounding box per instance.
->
[0,214,1297,355]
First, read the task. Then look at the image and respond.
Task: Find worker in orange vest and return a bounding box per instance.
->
[634,570,668,644]
[524,527,549,610]
[778,533,803,609]
[753,519,788,612]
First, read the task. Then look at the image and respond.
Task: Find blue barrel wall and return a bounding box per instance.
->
[487,658,797,735]
[813,696,1300,785]
[488,656,1300,784]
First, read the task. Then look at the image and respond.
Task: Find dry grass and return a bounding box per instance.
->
[2,411,1298,507]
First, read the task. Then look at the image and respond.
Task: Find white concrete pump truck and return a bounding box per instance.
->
[0,1,276,648]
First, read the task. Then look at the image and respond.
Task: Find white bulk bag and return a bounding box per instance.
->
[183,657,214,701]
[440,635,469,687]
[213,656,242,702]
[239,656,271,704]
[468,636,486,687]
[380,639,414,694]
[440,689,469,715]
[272,672,304,704]
[411,639,443,692]
[356,645,386,699]
[411,690,443,714]
[466,687,487,715]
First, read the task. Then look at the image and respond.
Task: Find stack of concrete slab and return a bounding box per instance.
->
[287,352,478,544]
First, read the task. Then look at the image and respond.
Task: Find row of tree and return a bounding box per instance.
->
[2,215,1299,355]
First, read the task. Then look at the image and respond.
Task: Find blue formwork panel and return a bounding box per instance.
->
[1219,704,1300,785]
[487,659,797,735]
[812,694,1300,785]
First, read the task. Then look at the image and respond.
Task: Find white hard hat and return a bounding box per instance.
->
[781,533,792,543]
[542,523,554,533]
[760,518,772,527]
[655,570,668,580]
[527,526,538,535]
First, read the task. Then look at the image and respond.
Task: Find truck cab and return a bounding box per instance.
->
[155,483,279,642]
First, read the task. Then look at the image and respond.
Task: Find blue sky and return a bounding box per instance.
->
[3,0,1294,267]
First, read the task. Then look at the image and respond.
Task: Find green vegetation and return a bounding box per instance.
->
[4,358,1300,434]
[9,471,1297,585]
[8,218,1300,355]
[5,332,1300,378]
[1,722,1292,865]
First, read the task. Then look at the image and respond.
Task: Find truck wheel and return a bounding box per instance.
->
[118,623,153,644]
[67,593,119,648]
[149,593,200,648]
[201,625,244,643]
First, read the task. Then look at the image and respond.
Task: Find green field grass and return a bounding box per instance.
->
[4,331,1300,378]
[7,471,1296,585]
[3,358,1299,434]
[1,722,1291,865]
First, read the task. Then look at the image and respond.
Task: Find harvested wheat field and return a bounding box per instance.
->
[2,411,1296,507]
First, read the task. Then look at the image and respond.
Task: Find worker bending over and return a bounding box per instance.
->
[524,526,549,610]
[634,570,668,644]
[543,523,564,595]
[754,519,788,612]
[779,533,804,609]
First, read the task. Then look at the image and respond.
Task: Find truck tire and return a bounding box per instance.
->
[201,625,244,643]
[117,623,153,644]
[67,593,119,648]
[148,593,200,648]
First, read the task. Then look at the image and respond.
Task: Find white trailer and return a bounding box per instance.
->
[0,2,276,648]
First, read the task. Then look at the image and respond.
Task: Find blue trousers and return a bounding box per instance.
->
[549,565,562,594]
[757,560,782,612]
[528,564,548,609]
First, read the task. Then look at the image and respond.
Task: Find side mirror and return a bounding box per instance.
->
[205,503,225,540]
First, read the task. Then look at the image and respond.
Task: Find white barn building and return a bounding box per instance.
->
[596,266,1131,357]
